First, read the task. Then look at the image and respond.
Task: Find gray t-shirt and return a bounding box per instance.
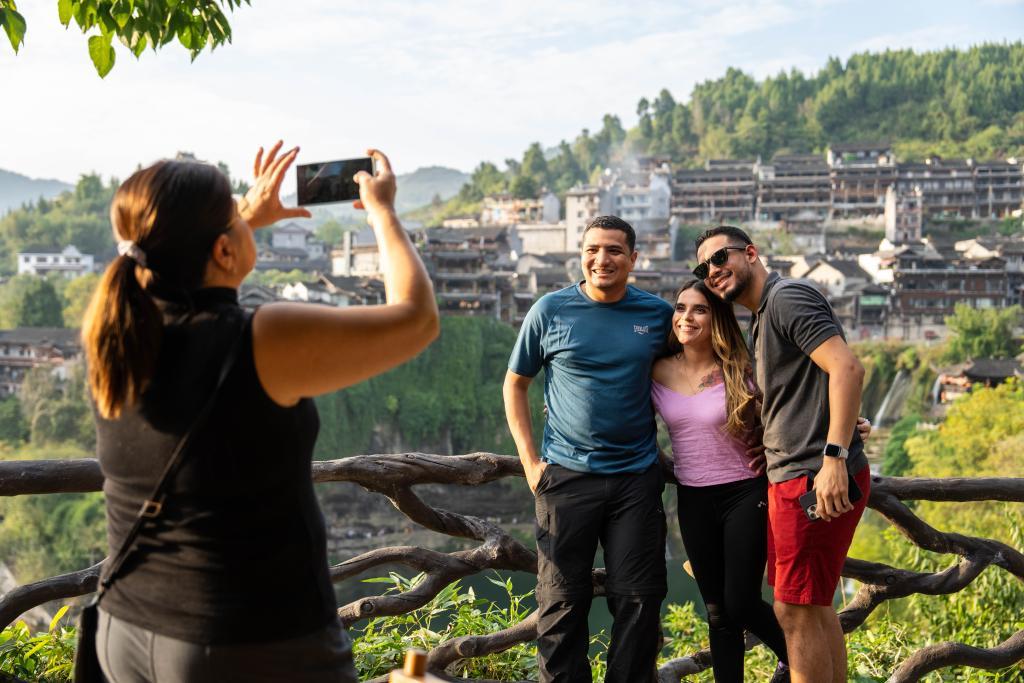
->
[750,273,867,483]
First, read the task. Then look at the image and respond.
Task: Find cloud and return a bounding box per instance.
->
[1,0,1019,182]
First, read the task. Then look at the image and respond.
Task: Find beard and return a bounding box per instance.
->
[720,268,750,303]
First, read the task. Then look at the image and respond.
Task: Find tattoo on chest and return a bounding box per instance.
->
[697,368,724,390]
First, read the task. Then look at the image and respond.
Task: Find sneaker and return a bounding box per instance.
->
[769,661,790,683]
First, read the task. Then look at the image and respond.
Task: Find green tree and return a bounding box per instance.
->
[0,174,116,274]
[0,396,28,444]
[315,219,346,249]
[880,412,920,476]
[0,275,64,328]
[61,273,99,328]
[942,304,1022,363]
[510,174,538,200]
[521,142,550,189]
[0,0,251,77]
[18,362,93,448]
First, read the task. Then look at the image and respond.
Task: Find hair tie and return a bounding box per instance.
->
[117,240,148,268]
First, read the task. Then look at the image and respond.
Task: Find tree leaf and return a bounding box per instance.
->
[131,32,146,57]
[1,7,26,54]
[87,34,115,77]
[49,605,69,632]
[57,0,73,25]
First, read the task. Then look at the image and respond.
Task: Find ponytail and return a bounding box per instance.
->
[82,256,162,419]
[82,159,233,419]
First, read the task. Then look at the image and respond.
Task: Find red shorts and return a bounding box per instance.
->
[766,466,870,606]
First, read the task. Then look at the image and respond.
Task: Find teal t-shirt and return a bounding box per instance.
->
[508,283,673,473]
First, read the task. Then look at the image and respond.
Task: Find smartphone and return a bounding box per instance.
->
[296,157,374,205]
[799,472,863,522]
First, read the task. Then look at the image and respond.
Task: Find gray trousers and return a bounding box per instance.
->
[96,609,357,683]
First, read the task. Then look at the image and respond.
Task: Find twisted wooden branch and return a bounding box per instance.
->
[3,456,1024,683]
[839,556,992,631]
[872,475,1024,503]
[0,561,101,629]
[428,611,539,671]
[870,491,1024,578]
[888,629,1024,683]
[334,538,534,626]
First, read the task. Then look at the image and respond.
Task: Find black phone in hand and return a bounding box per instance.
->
[799,471,863,521]
[296,157,374,205]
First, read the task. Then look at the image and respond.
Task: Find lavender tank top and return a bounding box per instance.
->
[651,380,759,487]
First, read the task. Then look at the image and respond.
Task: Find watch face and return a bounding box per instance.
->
[824,444,843,457]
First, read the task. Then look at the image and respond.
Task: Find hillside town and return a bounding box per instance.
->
[2,141,1022,399]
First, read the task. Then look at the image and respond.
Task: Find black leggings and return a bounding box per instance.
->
[676,476,787,682]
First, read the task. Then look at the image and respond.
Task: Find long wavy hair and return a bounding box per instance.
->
[81,160,234,419]
[665,279,759,438]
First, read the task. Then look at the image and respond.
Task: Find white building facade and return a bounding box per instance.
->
[17,246,94,279]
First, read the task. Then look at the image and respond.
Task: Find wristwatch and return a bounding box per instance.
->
[823,443,849,460]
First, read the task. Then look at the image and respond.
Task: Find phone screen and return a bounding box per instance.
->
[296,157,374,205]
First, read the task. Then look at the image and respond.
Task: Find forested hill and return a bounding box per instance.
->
[0,170,72,215]
[427,42,1024,222]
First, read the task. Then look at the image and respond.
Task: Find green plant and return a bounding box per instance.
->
[352,572,539,680]
[0,606,75,682]
[351,572,611,680]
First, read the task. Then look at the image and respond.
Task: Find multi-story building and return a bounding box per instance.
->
[17,245,94,279]
[828,142,897,218]
[481,192,560,226]
[756,154,831,222]
[516,222,570,256]
[885,185,924,245]
[0,328,81,396]
[671,159,758,224]
[970,159,1023,218]
[896,158,977,219]
[887,246,1009,341]
[955,235,1024,304]
[417,227,518,323]
[608,173,671,226]
[565,186,610,251]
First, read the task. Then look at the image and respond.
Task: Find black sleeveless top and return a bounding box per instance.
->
[96,288,337,644]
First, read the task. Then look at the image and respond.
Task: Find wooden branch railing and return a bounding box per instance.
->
[2,455,1023,682]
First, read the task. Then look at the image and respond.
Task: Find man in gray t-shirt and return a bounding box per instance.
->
[694,225,869,683]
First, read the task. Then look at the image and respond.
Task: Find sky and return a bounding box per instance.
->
[2,0,1022,185]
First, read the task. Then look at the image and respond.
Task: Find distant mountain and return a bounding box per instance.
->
[0,169,73,214]
[392,166,470,214]
[284,165,470,227]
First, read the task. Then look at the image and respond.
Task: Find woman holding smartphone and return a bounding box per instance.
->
[652,279,869,682]
[84,143,438,682]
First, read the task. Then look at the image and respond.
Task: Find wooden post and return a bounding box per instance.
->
[388,649,445,682]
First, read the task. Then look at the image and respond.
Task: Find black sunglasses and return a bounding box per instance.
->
[692,246,747,280]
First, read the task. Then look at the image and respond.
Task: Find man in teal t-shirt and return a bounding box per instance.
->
[504,215,673,683]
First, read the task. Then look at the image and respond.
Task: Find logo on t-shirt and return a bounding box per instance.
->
[633,324,650,335]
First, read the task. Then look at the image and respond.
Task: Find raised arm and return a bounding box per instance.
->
[503,370,545,492]
[809,335,866,520]
[252,148,439,406]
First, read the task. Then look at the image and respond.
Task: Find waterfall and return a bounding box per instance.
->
[873,369,913,427]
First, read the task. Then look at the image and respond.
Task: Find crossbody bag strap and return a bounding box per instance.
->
[96,317,248,597]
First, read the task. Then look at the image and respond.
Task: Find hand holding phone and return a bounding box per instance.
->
[297,157,375,205]
[799,471,862,522]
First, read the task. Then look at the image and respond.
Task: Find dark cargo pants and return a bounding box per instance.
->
[534,462,667,683]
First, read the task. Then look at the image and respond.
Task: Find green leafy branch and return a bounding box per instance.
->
[0,0,250,77]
